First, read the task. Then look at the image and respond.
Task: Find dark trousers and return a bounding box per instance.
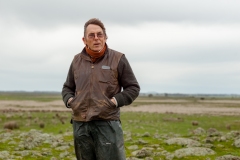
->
[72,120,126,160]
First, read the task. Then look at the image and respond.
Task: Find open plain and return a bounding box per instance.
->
[1,94,240,159]
[1,98,240,115]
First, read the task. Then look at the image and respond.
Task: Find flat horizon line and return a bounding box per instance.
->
[0,90,240,96]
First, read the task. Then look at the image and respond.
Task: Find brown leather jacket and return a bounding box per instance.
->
[62,46,140,122]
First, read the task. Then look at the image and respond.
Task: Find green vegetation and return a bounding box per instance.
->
[121,112,240,135]
[1,111,240,159]
[0,92,240,159]
[0,91,61,102]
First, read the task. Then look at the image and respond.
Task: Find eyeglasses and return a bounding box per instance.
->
[87,33,104,39]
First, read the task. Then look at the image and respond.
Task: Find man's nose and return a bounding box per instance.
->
[94,34,99,39]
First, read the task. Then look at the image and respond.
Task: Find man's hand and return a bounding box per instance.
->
[67,97,74,108]
[111,97,117,106]
[68,97,73,104]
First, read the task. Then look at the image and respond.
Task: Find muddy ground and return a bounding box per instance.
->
[0,99,240,115]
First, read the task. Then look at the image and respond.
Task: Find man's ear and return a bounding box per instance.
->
[82,37,86,45]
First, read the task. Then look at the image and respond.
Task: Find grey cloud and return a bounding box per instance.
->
[128,45,240,64]
[1,0,240,28]
[1,0,240,93]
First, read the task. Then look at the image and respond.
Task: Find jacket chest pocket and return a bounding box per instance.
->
[98,69,118,97]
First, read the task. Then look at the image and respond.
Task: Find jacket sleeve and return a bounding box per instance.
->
[61,61,76,107]
[114,55,140,107]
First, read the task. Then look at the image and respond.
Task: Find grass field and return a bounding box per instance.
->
[0,92,240,159]
[0,92,61,102]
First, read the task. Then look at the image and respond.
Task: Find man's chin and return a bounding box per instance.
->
[92,49,100,52]
[92,47,101,52]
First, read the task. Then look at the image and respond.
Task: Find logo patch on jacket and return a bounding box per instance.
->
[102,65,111,69]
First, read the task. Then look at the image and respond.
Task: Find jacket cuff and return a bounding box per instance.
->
[66,97,74,108]
[114,93,125,107]
[63,94,74,107]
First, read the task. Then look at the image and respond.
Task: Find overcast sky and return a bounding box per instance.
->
[0,0,240,94]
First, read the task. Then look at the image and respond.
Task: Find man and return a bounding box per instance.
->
[62,18,140,160]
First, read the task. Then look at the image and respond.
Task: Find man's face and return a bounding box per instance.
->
[82,24,107,52]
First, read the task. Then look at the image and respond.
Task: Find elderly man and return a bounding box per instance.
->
[62,18,140,160]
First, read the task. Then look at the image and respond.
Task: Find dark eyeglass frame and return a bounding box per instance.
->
[87,32,105,39]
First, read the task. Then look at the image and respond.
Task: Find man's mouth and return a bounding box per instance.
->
[94,43,100,46]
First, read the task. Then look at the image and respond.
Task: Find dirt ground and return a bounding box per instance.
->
[0,99,240,115]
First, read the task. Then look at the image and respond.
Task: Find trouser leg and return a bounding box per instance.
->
[73,121,96,160]
[74,138,81,160]
[92,121,126,160]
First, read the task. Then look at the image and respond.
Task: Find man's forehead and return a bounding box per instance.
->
[86,24,103,33]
